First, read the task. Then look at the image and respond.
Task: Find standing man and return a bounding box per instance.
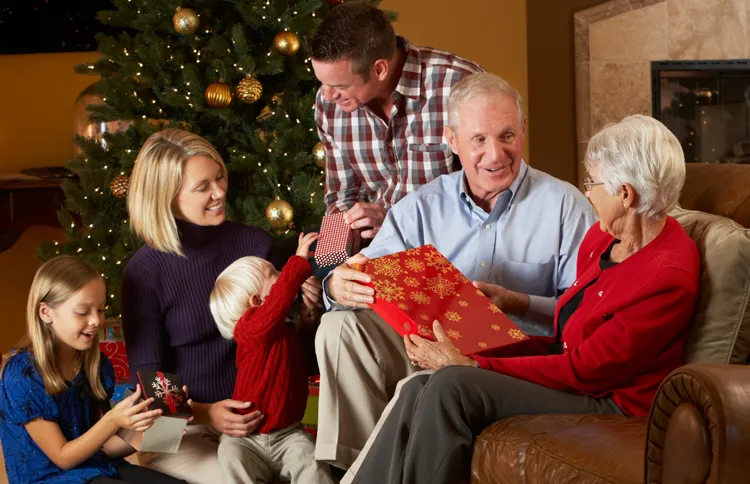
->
[307,2,483,239]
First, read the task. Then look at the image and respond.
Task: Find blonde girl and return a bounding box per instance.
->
[0,256,186,484]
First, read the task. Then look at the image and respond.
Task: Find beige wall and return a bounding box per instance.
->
[0,52,98,352]
[380,0,529,159]
[526,0,604,184]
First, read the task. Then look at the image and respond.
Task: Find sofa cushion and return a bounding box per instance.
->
[471,414,633,484]
[524,417,646,484]
[671,207,750,364]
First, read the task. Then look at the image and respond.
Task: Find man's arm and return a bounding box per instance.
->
[316,91,361,215]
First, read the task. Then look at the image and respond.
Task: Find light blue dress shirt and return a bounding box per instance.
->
[326,161,596,336]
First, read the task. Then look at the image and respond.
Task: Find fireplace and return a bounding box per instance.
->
[652,60,750,164]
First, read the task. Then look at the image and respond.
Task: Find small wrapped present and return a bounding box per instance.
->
[314,212,361,267]
[354,245,529,356]
[302,376,320,437]
[117,371,192,453]
[110,382,131,407]
[99,340,131,383]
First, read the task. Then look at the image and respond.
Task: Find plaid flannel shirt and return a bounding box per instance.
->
[315,37,484,214]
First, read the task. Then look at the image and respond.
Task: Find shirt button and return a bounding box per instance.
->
[481,262,487,267]
[484,224,491,231]
[598,291,603,297]
[590,252,594,258]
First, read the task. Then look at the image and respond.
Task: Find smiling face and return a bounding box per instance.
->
[39,278,106,352]
[173,155,228,226]
[311,58,380,112]
[446,94,525,211]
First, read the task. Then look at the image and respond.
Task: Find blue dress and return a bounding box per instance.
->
[0,351,120,483]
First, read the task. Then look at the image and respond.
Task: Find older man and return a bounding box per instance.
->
[314,73,596,469]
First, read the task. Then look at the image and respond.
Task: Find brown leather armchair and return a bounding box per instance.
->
[470,163,750,484]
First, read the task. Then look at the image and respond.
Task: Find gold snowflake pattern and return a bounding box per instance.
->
[397,303,409,311]
[426,275,458,299]
[455,272,470,284]
[424,250,454,274]
[458,300,468,307]
[508,328,525,340]
[418,325,433,336]
[444,311,461,322]
[410,291,431,305]
[403,322,411,331]
[420,314,430,320]
[371,258,403,278]
[404,276,420,287]
[446,329,462,340]
[488,303,501,313]
[478,342,488,349]
[373,280,404,301]
[491,324,501,331]
[476,289,485,296]
[405,258,426,273]
[404,247,423,257]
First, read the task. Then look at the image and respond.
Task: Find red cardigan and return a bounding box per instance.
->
[232,256,311,433]
[474,217,700,416]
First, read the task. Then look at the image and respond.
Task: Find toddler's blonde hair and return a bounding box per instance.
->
[210,257,275,339]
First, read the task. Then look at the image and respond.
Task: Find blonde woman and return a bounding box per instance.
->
[122,129,322,481]
[0,256,185,484]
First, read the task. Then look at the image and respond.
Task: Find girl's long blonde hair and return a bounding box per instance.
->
[1,256,107,400]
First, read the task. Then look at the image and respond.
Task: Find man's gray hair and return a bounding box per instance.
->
[447,73,525,128]
[584,114,685,218]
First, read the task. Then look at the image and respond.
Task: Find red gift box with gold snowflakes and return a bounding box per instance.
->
[354,245,528,356]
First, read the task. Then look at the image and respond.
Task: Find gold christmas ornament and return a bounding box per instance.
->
[205,82,232,108]
[173,8,200,35]
[312,142,326,167]
[110,175,130,199]
[273,31,300,56]
[236,76,263,104]
[265,199,294,229]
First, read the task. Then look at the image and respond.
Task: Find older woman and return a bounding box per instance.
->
[121,129,321,482]
[347,115,701,484]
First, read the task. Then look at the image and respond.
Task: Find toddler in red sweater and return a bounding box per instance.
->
[209,232,332,484]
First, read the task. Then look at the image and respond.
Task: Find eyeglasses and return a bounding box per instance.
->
[583,176,605,192]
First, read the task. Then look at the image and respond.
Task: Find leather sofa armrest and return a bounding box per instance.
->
[646,364,750,484]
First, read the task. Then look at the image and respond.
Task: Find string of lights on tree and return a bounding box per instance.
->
[39,0,390,318]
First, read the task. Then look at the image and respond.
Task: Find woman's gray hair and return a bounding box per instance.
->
[584,114,685,218]
[447,73,525,128]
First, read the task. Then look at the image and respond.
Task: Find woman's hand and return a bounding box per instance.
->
[301,276,323,311]
[189,397,263,438]
[106,384,162,432]
[404,321,477,371]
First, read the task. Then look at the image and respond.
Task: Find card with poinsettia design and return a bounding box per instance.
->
[136,370,192,417]
[353,245,529,356]
[116,371,191,453]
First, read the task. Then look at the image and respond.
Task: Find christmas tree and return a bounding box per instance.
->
[38,0,388,319]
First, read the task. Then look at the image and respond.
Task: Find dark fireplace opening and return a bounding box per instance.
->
[651,60,750,164]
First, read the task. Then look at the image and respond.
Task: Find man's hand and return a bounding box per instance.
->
[404,321,476,371]
[328,253,374,308]
[473,281,530,318]
[190,399,263,438]
[344,202,386,239]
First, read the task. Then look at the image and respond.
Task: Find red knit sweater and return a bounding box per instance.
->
[474,217,700,416]
[232,256,311,433]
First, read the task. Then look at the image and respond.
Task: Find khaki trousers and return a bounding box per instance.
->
[218,423,332,484]
[137,425,221,484]
[314,310,416,469]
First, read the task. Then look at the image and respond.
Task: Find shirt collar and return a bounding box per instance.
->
[458,160,529,213]
[393,37,422,100]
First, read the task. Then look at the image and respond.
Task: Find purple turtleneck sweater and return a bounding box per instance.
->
[121,219,273,404]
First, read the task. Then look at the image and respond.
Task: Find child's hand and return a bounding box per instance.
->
[296,232,319,259]
[107,384,162,432]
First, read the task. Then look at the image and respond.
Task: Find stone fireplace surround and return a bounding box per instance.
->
[574,0,750,185]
